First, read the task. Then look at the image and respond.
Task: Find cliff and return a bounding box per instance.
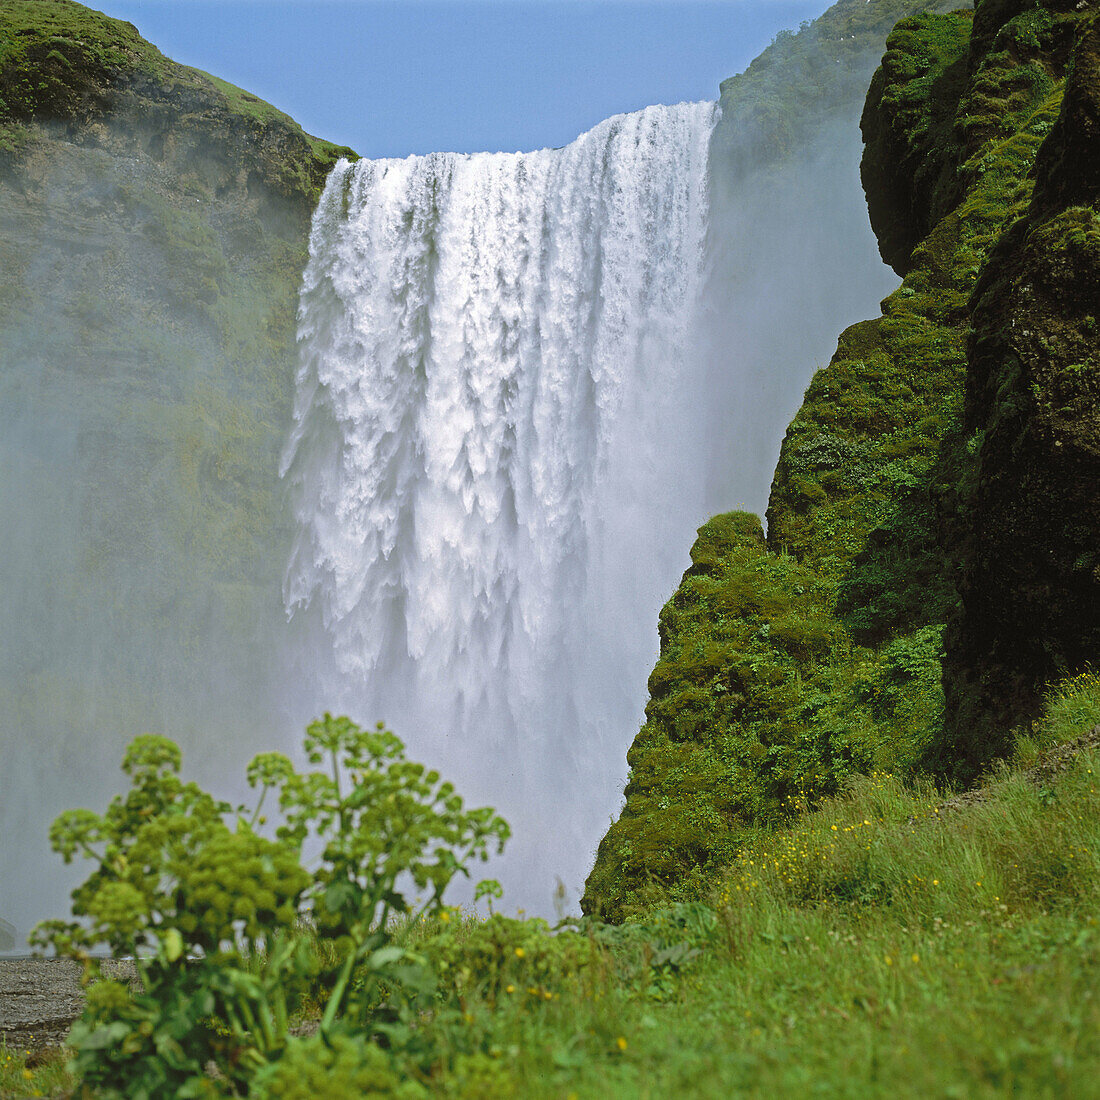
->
[585,0,1098,920]
[0,0,353,935]
[942,7,1100,770]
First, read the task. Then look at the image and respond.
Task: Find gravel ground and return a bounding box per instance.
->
[0,958,134,1053]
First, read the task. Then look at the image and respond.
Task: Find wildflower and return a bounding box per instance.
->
[506,984,515,993]
[616,1037,628,1052]
[515,947,525,958]
[911,953,920,963]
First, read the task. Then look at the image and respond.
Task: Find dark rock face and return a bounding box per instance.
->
[860,9,972,274]
[1032,13,1100,213]
[942,16,1100,773]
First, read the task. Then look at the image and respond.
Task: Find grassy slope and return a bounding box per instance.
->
[0,0,351,193]
[584,0,1093,921]
[379,679,1100,1097]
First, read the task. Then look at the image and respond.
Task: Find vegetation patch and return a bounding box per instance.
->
[0,0,354,196]
[15,677,1100,1097]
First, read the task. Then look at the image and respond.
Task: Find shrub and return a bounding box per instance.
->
[32,715,509,1098]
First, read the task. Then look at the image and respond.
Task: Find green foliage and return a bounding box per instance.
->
[584,504,954,920]
[422,914,608,1008]
[396,716,1100,1097]
[32,717,508,1098]
[1017,672,1100,762]
[252,1032,427,1100]
[17,727,1100,1095]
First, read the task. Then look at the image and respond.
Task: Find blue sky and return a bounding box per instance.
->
[90,1,830,157]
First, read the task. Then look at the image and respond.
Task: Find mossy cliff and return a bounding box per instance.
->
[931,15,1100,776]
[0,0,354,683]
[584,0,1097,921]
[0,0,354,929]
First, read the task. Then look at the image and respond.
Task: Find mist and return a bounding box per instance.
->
[701,114,899,520]
[0,126,319,944]
[0,42,896,949]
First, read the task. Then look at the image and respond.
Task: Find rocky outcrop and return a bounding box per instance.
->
[859,9,972,272]
[584,0,979,923]
[941,12,1100,774]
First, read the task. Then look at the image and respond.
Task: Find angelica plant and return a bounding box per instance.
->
[33,716,509,1098]
[247,714,510,1032]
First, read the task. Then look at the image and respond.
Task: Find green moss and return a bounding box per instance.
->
[586,0,1093,921]
[585,513,946,921]
[936,15,1100,776]
[0,0,356,196]
[860,9,973,270]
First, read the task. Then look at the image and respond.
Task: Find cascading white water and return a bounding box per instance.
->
[282,101,718,912]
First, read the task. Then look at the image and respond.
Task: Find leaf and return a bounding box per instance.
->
[651,942,701,969]
[323,881,354,913]
[161,927,183,962]
[390,962,437,995]
[77,1020,134,1050]
[178,1075,220,1098]
[474,878,504,902]
[367,944,405,969]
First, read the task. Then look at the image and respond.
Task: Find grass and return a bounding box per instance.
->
[391,693,1100,1098]
[0,0,354,191]
[458,722,1099,1097]
[0,1044,71,1099]
[6,675,1100,1097]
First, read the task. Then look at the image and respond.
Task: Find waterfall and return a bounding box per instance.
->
[282,101,718,911]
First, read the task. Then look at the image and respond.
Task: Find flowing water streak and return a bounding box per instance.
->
[283,102,717,908]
